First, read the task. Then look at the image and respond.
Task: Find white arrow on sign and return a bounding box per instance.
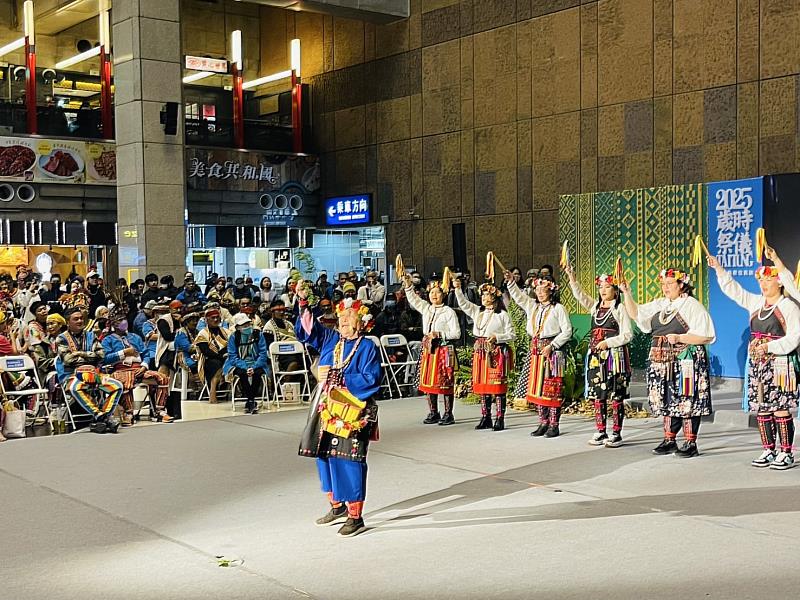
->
[327,206,336,217]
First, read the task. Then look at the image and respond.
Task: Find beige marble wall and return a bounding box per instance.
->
[113,0,187,281]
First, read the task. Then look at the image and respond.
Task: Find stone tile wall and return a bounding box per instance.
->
[241,0,800,276]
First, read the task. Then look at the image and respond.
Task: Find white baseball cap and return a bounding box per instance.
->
[232,312,252,327]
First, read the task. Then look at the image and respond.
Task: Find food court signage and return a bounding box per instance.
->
[0,136,116,185]
[186,148,320,227]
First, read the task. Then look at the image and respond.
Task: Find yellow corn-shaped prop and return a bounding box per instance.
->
[795,259,800,289]
[559,240,569,269]
[395,254,406,279]
[691,235,711,267]
[485,251,495,280]
[441,266,452,293]
[614,256,626,284]
[755,227,766,263]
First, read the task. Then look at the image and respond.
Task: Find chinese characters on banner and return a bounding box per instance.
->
[707,177,763,378]
[714,184,756,274]
[188,158,279,184]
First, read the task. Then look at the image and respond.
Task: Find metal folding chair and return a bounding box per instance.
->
[0,355,50,428]
[229,372,271,413]
[380,334,419,397]
[365,335,394,399]
[269,340,312,406]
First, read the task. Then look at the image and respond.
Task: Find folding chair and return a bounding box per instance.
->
[269,340,312,407]
[59,379,95,432]
[365,336,394,399]
[380,334,419,398]
[0,355,50,427]
[230,372,272,413]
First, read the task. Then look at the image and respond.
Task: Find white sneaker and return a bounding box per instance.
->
[751,449,775,468]
[588,432,608,446]
[770,452,795,471]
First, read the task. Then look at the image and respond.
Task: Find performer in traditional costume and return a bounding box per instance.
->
[101,304,172,425]
[621,269,715,458]
[403,276,461,425]
[295,284,381,538]
[710,256,800,469]
[504,271,572,438]
[566,265,633,447]
[452,277,514,431]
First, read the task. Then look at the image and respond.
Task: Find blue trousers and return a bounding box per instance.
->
[316,457,368,502]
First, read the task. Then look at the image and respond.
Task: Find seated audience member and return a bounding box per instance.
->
[224,312,269,414]
[174,307,201,376]
[55,307,123,433]
[195,305,230,404]
[177,275,207,305]
[101,305,172,425]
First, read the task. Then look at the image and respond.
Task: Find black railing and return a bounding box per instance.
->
[0,102,110,140]
[184,117,294,153]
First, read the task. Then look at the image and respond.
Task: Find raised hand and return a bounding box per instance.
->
[765,246,784,271]
[706,254,722,272]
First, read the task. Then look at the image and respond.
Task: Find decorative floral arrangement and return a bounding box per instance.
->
[594,273,618,286]
[657,268,690,284]
[755,266,780,280]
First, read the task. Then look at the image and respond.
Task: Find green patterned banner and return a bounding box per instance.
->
[558,184,707,315]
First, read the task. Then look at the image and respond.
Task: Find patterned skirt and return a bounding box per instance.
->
[472,340,513,395]
[525,338,565,408]
[746,351,799,412]
[418,341,456,395]
[586,346,631,402]
[646,344,712,417]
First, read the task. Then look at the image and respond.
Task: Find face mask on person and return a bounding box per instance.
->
[241,326,253,336]
[236,283,244,289]
[116,320,129,333]
[159,284,168,289]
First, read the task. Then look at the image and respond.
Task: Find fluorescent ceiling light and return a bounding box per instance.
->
[23,1,34,43]
[290,38,301,77]
[0,38,25,58]
[231,30,242,71]
[242,69,292,90]
[183,71,215,84]
[55,46,101,69]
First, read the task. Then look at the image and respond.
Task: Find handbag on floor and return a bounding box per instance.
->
[2,400,26,439]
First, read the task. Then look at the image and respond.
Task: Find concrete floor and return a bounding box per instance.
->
[3,396,800,600]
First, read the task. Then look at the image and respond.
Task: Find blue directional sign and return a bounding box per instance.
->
[325,194,371,226]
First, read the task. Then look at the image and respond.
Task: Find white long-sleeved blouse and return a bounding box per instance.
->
[405,287,461,342]
[717,269,800,355]
[568,280,633,348]
[454,288,514,343]
[635,295,716,342]
[507,281,572,349]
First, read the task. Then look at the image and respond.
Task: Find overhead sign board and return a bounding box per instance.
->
[184,55,228,74]
[325,194,371,226]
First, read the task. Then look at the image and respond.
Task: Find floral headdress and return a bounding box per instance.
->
[755,266,780,280]
[594,273,618,286]
[478,283,502,297]
[657,268,690,285]
[335,298,374,331]
[533,278,558,291]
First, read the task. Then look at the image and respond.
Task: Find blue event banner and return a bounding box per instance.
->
[706,177,763,378]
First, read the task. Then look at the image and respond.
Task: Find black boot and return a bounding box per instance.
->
[423,411,441,424]
[475,396,493,429]
[439,395,455,426]
[475,415,493,430]
[652,438,678,455]
[531,423,549,437]
[493,396,506,431]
